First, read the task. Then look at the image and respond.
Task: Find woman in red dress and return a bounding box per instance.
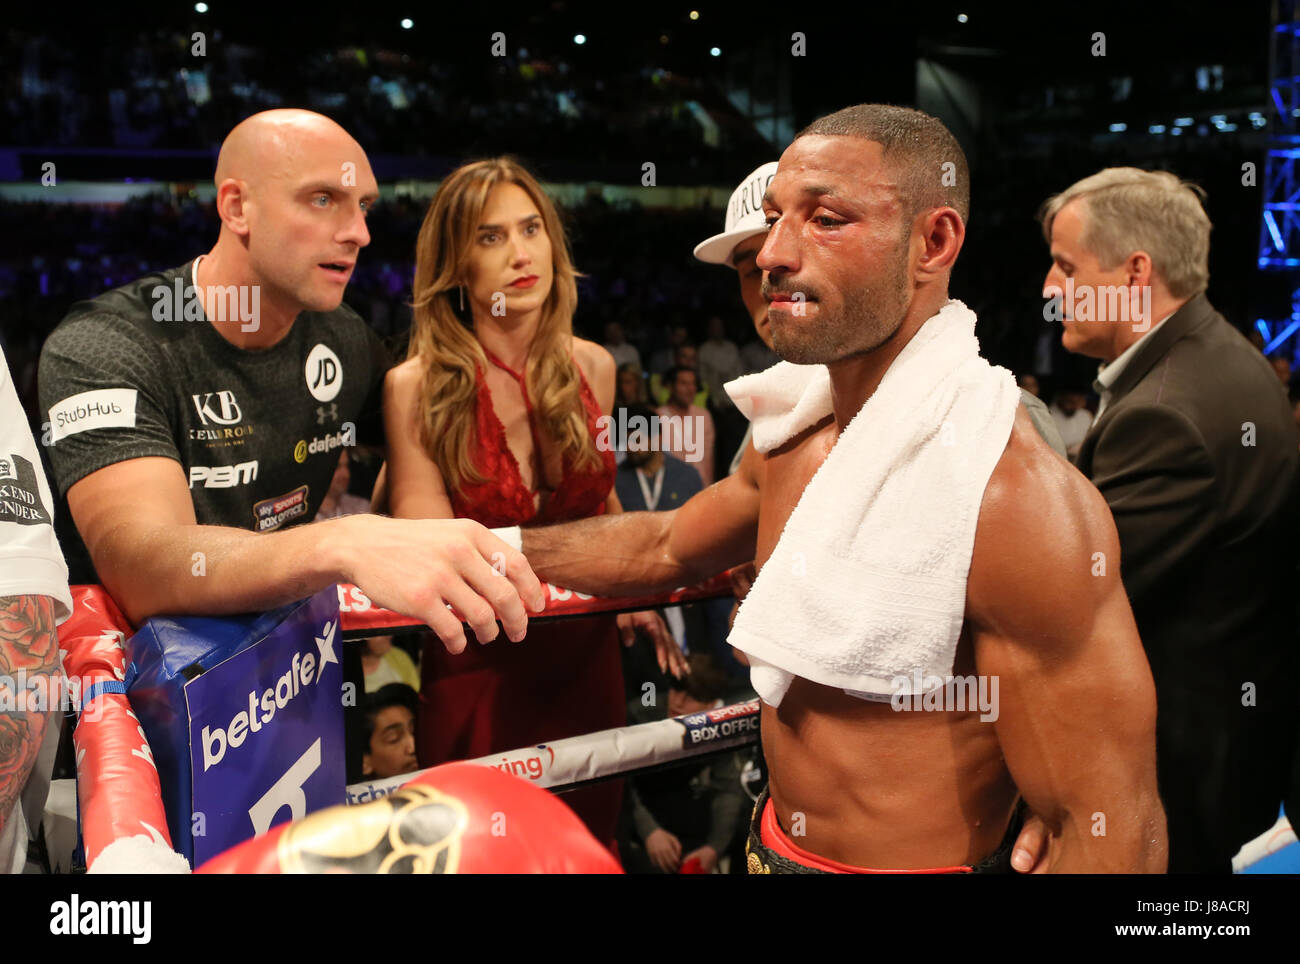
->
[381,158,683,851]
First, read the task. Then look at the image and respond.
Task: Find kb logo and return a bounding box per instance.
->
[192,390,242,426]
[305,344,342,403]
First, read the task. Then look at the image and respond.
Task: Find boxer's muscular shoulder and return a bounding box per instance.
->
[966,407,1119,630]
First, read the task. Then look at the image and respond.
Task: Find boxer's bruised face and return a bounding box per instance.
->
[241,133,377,315]
[758,136,912,365]
[463,182,554,321]
[364,705,418,779]
[732,235,773,348]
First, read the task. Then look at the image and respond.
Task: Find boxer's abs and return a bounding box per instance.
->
[753,420,1019,868]
[762,679,1019,868]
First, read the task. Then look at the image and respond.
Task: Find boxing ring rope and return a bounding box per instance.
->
[347,698,760,803]
[61,575,737,869]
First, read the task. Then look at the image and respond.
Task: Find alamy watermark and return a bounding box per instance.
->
[594,409,707,464]
[889,671,999,722]
[0,670,116,722]
[150,279,260,332]
[1043,280,1152,332]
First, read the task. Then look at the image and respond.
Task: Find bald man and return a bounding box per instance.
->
[38,110,543,646]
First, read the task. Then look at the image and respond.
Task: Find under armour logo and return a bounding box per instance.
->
[316,404,337,424]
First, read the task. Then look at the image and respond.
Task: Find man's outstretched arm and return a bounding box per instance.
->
[969,423,1167,873]
[67,457,543,652]
[522,441,764,597]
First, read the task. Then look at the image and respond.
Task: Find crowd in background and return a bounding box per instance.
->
[1,26,769,181]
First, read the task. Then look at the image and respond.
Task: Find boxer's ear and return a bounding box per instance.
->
[914,206,964,280]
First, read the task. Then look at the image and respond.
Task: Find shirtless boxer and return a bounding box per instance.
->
[513,105,1166,872]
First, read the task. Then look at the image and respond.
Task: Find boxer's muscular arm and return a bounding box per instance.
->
[968,419,1167,873]
[522,437,763,596]
[67,458,542,648]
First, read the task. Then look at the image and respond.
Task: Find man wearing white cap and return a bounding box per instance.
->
[694,162,781,476]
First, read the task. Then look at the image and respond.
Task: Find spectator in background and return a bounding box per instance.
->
[619,653,749,874]
[614,401,701,680]
[360,635,420,693]
[613,363,648,467]
[647,323,688,377]
[650,343,708,407]
[614,403,705,514]
[615,361,647,406]
[354,683,419,783]
[1016,372,1040,398]
[699,315,746,476]
[1247,329,1267,353]
[656,366,715,486]
[314,450,371,520]
[739,333,779,376]
[603,320,641,371]
[1049,386,1093,461]
[1043,166,1299,872]
[698,315,742,402]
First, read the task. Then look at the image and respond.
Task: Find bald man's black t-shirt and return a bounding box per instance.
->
[38,261,390,581]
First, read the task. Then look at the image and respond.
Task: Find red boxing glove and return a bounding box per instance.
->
[196,762,622,874]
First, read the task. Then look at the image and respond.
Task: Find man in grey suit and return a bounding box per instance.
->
[1042,167,1299,872]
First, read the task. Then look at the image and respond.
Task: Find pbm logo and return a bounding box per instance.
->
[305,344,342,403]
[191,390,242,426]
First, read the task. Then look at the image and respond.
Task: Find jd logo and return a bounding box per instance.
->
[191,390,242,426]
[305,344,342,403]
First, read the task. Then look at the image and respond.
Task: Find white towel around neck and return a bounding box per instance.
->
[724,300,1019,707]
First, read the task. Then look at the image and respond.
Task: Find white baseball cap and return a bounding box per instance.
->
[693,161,779,266]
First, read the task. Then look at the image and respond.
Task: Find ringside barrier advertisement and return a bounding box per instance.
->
[126,586,344,865]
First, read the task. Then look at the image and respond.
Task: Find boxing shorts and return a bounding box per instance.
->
[745,786,1024,874]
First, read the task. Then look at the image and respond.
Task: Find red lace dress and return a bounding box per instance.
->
[417,349,624,849]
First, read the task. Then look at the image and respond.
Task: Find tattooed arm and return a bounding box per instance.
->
[0,594,61,836]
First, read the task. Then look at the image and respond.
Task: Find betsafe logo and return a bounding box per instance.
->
[201,619,339,771]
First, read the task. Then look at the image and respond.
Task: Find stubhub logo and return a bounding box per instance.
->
[200,619,339,772]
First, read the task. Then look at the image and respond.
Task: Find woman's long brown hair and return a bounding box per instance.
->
[408,157,602,494]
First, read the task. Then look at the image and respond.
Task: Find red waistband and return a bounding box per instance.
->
[759,797,974,874]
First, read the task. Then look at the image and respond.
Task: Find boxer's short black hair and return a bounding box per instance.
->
[795,104,970,227]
